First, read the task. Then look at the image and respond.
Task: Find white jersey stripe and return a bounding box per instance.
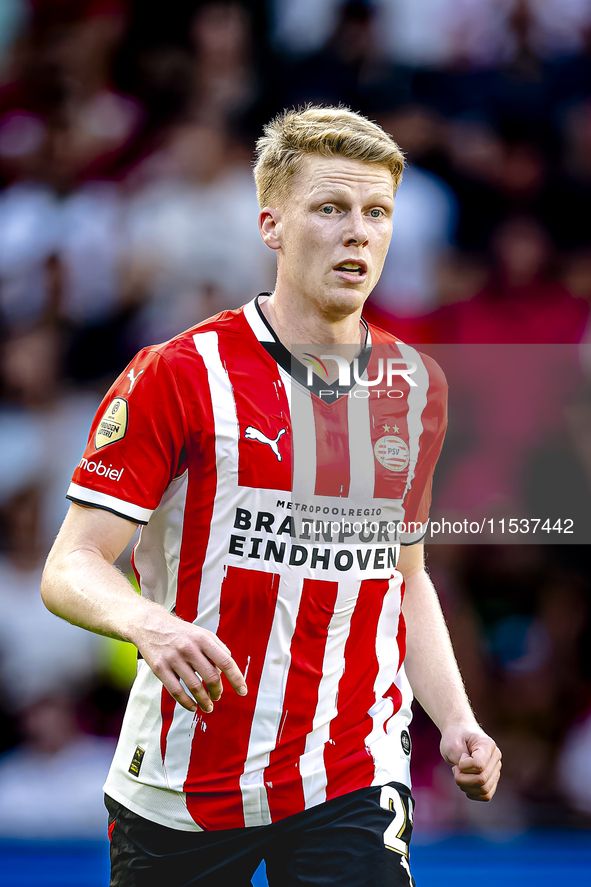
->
[106,478,194,825]
[161,704,195,793]
[133,472,189,609]
[134,471,194,791]
[239,573,304,827]
[191,330,240,631]
[366,575,412,788]
[346,386,374,503]
[163,331,241,791]
[299,578,361,809]
[105,662,204,830]
[290,376,317,505]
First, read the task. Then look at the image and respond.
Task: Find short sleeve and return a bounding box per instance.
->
[67,350,187,524]
[399,353,448,545]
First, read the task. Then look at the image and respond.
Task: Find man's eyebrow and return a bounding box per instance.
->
[308,186,349,200]
[309,187,394,203]
[366,192,395,204]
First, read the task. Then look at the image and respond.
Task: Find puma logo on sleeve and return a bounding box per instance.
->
[127,368,145,393]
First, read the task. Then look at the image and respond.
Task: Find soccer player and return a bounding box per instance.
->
[41,107,501,886]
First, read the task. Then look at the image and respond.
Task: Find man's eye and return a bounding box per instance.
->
[321,206,334,214]
[370,209,383,218]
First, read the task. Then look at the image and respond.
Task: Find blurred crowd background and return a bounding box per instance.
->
[0,0,591,842]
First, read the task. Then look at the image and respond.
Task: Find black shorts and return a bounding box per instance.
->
[106,782,415,887]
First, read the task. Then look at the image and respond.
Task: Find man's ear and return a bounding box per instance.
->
[259,207,282,250]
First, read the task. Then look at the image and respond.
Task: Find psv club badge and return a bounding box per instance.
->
[95,397,128,450]
[374,435,410,472]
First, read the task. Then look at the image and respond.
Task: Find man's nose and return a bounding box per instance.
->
[343,209,369,247]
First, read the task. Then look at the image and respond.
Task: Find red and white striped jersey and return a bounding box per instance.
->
[67,295,447,832]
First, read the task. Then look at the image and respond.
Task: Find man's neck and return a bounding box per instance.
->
[260,292,364,351]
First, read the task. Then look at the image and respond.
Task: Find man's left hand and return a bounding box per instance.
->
[440,727,502,802]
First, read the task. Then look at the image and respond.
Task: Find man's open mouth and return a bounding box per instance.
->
[334,261,367,275]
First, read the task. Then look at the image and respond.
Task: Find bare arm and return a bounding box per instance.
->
[399,544,501,801]
[41,503,247,713]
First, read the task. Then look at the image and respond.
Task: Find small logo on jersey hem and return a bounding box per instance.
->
[95,397,128,450]
[244,426,286,461]
[374,435,410,472]
[401,730,411,756]
[129,745,145,777]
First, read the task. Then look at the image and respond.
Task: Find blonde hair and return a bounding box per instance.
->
[254,106,405,209]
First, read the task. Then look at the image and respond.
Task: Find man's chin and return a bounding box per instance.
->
[321,287,369,320]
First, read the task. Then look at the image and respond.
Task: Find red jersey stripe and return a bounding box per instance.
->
[312,396,351,497]
[324,578,391,800]
[173,346,217,625]
[368,342,413,501]
[223,337,292,492]
[383,602,407,734]
[264,577,339,821]
[185,567,280,829]
[160,686,176,765]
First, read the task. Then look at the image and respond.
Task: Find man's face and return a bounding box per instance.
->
[267,154,395,321]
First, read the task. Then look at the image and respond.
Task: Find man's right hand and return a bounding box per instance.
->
[132,608,247,713]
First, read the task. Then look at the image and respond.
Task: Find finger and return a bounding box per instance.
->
[214,638,232,656]
[186,652,226,702]
[456,759,502,801]
[464,770,501,802]
[197,628,232,658]
[200,640,248,696]
[457,741,501,774]
[196,663,224,702]
[206,658,223,675]
[175,665,216,713]
[162,674,199,713]
[207,656,223,695]
[456,753,481,774]
[478,762,502,799]
[454,748,501,786]
[145,657,201,712]
[454,762,501,793]
[178,660,219,709]
[453,752,501,784]
[461,735,498,772]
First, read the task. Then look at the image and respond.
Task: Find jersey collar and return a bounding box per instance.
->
[243,294,372,403]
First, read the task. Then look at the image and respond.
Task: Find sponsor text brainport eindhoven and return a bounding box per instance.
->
[227,505,423,573]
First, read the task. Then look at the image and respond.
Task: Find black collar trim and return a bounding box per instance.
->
[254,294,372,403]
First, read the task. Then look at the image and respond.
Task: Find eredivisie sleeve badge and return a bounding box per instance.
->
[95,397,128,449]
